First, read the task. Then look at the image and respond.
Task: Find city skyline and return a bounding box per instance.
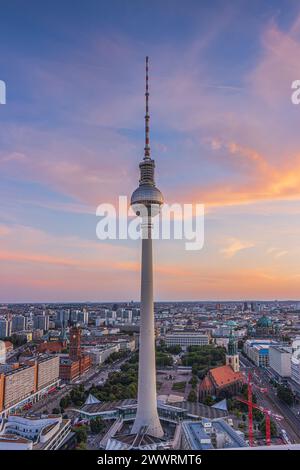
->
[1,1,300,301]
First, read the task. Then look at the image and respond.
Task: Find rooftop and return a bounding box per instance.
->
[210,365,243,388]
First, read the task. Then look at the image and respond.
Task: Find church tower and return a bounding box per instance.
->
[226,330,239,372]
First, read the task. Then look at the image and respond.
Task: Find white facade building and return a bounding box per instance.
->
[86,344,120,365]
[243,339,278,367]
[269,346,292,377]
[291,340,300,384]
[0,414,71,450]
[291,354,300,385]
[165,332,209,350]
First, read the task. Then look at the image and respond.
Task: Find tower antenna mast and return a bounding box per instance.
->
[144,56,150,160]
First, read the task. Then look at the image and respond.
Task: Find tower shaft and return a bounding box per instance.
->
[131,227,163,437]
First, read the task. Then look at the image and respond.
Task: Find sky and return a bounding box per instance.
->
[0,0,300,302]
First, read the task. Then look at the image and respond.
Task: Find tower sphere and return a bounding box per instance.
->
[131,184,163,217]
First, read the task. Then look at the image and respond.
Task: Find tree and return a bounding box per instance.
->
[90,417,105,434]
[189,375,198,389]
[203,395,213,406]
[166,345,182,355]
[156,352,173,367]
[105,350,130,364]
[73,425,88,444]
[70,386,86,406]
[76,441,87,450]
[277,385,293,406]
[60,395,71,409]
[188,389,198,402]
[259,418,277,437]
[182,346,226,377]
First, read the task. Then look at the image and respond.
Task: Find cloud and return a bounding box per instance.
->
[220,238,255,258]
[267,247,289,259]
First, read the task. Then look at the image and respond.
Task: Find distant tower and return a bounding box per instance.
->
[226,330,239,372]
[130,57,164,438]
[69,325,82,361]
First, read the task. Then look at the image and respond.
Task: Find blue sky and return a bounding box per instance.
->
[0,0,300,301]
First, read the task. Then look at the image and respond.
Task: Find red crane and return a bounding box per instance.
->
[247,371,253,446]
[236,395,271,446]
[236,371,273,446]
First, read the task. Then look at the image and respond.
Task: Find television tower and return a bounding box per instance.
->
[130,57,164,438]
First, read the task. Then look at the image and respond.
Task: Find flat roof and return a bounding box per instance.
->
[181,421,213,450]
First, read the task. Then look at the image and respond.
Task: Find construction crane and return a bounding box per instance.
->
[236,371,282,446]
[236,395,271,445]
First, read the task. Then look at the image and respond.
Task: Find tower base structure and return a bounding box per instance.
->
[131,411,164,438]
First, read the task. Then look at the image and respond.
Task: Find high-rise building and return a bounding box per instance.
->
[130,57,163,438]
[78,309,89,325]
[57,309,70,326]
[12,315,27,332]
[269,345,292,378]
[33,314,49,332]
[36,356,60,391]
[0,355,60,416]
[0,319,12,339]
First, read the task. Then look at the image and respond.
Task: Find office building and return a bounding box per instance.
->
[86,344,120,365]
[0,319,11,339]
[165,332,209,350]
[0,355,60,417]
[78,309,89,325]
[269,345,292,377]
[180,419,247,450]
[33,314,49,332]
[0,414,71,450]
[12,315,27,332]
[243,339,278,367]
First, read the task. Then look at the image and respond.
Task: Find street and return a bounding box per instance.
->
[27,353,134,415]
[239,354,300,443]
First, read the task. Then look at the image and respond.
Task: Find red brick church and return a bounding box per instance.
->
[199,332,243,400]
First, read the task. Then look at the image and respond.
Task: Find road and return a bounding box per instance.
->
[28,353,134,414]
[239,354,300,443]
